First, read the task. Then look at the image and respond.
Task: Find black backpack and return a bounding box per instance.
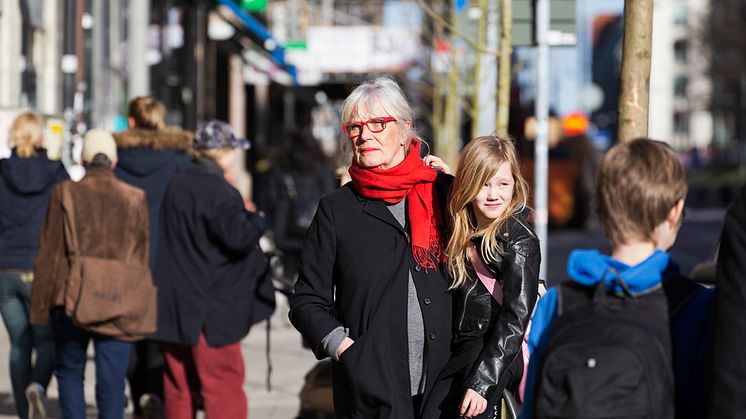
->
[534,272,675,419]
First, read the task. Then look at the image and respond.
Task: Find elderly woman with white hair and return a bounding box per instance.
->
[290,76,453,418]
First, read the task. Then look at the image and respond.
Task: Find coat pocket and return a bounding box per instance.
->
[338,333,393,416]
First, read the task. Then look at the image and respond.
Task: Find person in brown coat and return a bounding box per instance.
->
[30,129,149,419]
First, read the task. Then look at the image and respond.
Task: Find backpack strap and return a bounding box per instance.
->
[58,182,80,258]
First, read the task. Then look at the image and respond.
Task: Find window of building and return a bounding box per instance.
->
[674,40,688,63]
[674,76,688,97]
[674,4,688,25]
[674,112,690,135]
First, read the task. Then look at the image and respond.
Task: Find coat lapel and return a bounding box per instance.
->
[362,199,406,234]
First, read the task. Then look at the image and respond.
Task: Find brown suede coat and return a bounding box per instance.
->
[30,167,149,325]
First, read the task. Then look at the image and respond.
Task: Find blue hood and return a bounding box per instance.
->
[567,249,670,294]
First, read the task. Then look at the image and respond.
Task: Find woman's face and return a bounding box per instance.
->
[347,102,409,170]
[472,161,515,229]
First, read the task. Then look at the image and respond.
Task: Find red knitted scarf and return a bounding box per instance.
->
[348,141,444,270]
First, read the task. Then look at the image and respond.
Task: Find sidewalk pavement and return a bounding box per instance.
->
[0,296,317,419]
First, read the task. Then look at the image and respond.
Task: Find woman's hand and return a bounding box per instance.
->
[336,336,355,358]
[423,155,452,175]
[459,388,487,418]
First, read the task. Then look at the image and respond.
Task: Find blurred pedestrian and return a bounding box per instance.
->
[0,111,68,419]
[521,139,684,419]
[114,96,192,419]
[254,127,337,292]
[289,76,453,418]
[423,136,540,418]
[153,120,274,419]
[31,129,150,419]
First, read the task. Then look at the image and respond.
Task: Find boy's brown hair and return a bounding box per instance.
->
[128,96,165,130]
[595,138,687,247]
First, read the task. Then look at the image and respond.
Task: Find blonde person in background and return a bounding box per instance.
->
[0,112,68,419]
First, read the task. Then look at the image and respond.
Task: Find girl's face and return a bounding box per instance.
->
[471,161,515,229]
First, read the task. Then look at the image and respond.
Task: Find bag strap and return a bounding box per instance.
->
[58,182,80,258]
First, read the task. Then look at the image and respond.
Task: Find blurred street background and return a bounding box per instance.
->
[0,0,743,417]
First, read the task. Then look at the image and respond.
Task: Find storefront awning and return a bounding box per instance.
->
[214,0,297,82]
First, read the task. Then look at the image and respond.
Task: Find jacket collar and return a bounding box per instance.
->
[190,157,224,177]
[567,249,670,294]
[113,127,193,151]
[83,166,115,179]
[347,183,407,234]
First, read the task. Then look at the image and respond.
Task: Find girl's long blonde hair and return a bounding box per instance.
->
[447,136,529,290]
[9,112,44,158]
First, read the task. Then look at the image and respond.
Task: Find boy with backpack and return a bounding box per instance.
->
[520,138,688,419]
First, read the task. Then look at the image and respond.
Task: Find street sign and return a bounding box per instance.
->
[240,0,267,13]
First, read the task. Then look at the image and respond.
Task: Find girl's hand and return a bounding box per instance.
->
[459,388,487,418]
[423,155,452,175]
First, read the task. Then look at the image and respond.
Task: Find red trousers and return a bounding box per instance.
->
[163,334,247,419]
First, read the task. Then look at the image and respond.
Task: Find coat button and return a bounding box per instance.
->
[423,298,431,305]
[414,264,422,272]
[429,332,436,340]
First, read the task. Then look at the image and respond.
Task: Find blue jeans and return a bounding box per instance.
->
[52,309,132,419]
[0,270,55,419]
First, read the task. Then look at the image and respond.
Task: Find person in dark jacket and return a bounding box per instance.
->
[153,120,273,419]
[254,127,337,288]
[289,76,453,419]
[0,111,68,419]
[423,136,540,419]
[707,182,746,419]
[113,96,191,419]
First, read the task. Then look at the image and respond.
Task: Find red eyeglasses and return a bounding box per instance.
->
[341,117,397,138]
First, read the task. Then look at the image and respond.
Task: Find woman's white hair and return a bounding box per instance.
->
[339,76,424,159]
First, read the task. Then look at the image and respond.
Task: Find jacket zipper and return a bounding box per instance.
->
[458,279,479,329]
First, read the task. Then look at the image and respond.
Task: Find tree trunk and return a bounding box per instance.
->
[495,0,512,137]
[617,0,654,143]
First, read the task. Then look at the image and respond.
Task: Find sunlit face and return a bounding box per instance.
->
[346,102,409,170]
[472,161,515,229]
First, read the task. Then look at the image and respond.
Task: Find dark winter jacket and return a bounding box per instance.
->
[289,175,453,419]
[114,128,191,269]
[453,215,540,399]
[0,149,68,270]
[708,182,746,419]
[153,157,273,347]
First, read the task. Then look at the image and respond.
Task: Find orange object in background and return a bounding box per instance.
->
[521,159,578,228]
[562,112,590,137]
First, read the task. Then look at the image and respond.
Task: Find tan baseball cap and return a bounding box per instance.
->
[82,129,118,163]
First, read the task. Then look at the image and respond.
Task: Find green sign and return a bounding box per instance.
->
[241,0,267,13]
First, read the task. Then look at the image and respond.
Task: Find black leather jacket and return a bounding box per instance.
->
[453,215,541,398]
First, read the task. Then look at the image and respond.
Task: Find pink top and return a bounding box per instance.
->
[469,245,503,304]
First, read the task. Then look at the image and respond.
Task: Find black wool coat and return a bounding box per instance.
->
[153,158,273,347]
[289,174,453,419]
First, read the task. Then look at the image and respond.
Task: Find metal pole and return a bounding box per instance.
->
[128,0,149,98]
[474,0,498,138]
[534,0,550,280]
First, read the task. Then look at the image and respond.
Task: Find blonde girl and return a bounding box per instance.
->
[423,136,540,419]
